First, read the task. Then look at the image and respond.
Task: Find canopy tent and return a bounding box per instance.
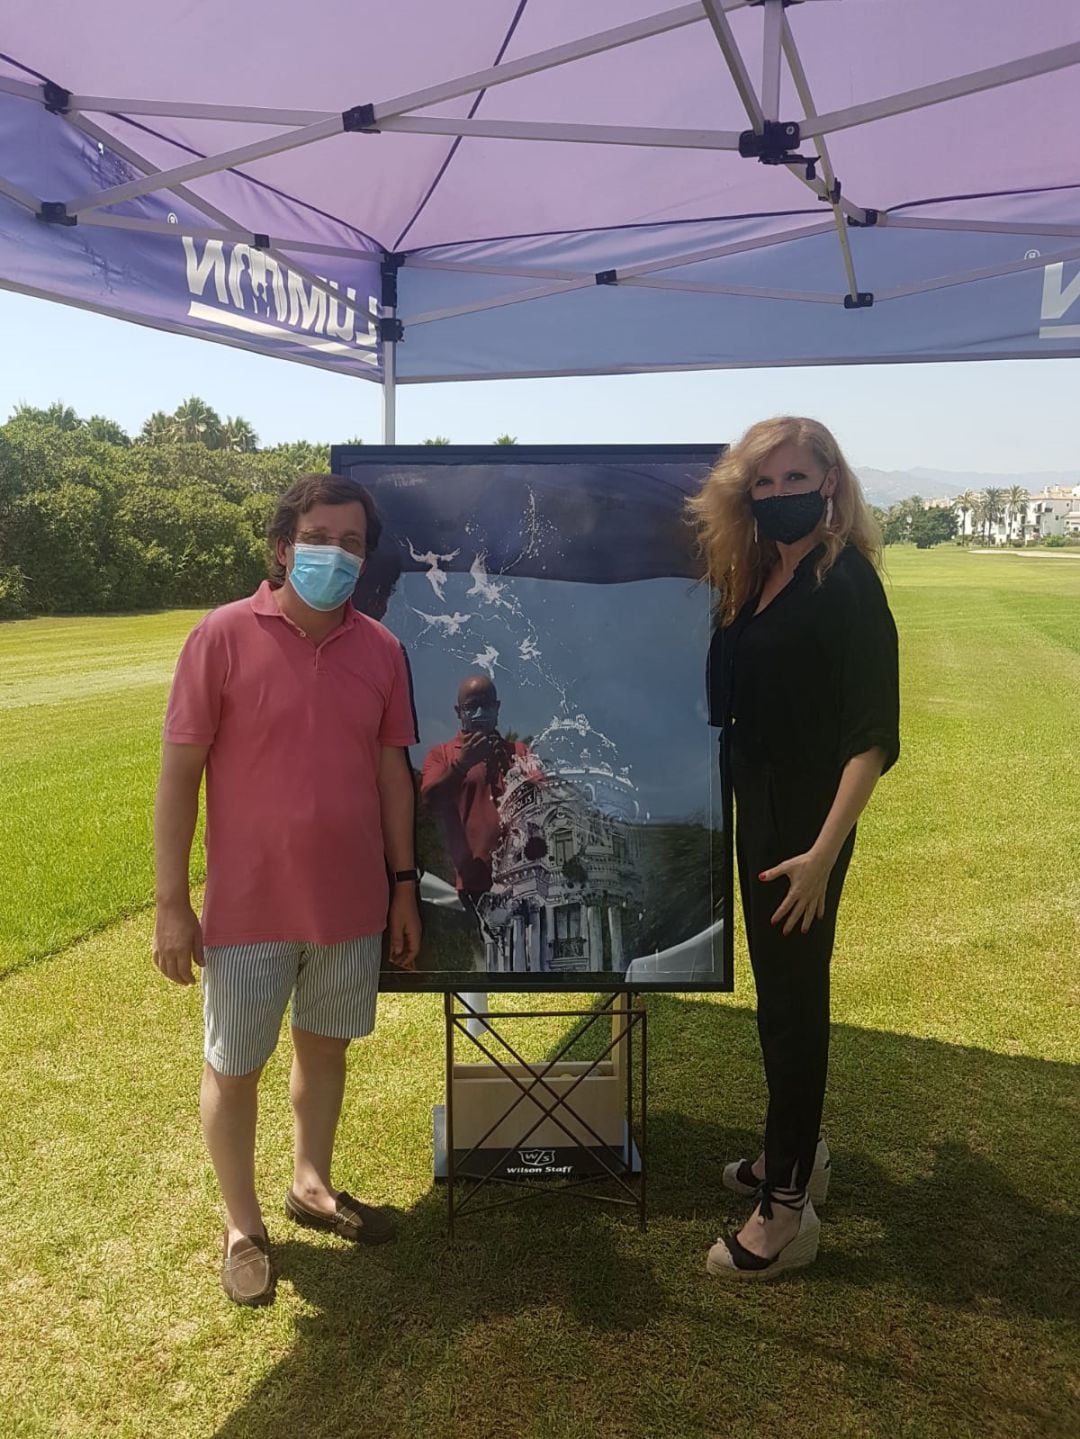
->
[2,0,1078,438]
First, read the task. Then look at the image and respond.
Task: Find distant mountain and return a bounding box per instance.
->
[856,467,1080,508]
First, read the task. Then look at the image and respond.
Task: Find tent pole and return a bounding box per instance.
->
[381,255,400,444]
[761,0,783,123]
[382,330,397,444]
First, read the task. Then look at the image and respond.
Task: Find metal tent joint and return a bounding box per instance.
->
[377,315,404,343]
[36,201,76,226]
[252,233,270,249]
[42,80,71,115]
[595,269,619,286]
[739,120,814,177]
[847,209,880,227]
[342,103,379,133]
[381,255,401,308]
[843,291,874,309]
[818,178,841,206]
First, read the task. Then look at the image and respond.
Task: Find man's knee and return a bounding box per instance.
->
[203,1059,264,1089]
[291,1026,351,1056]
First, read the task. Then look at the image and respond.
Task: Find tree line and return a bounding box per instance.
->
[0,399,519,618]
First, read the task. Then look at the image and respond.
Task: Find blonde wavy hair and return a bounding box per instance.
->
[688,415,881,625]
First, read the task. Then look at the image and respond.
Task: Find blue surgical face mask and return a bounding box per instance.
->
[288,543,363,611]
[460,703,499,734]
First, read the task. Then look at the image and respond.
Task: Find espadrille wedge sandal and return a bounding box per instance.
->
[707,1190,820,1281]
[722,1136,831,1207]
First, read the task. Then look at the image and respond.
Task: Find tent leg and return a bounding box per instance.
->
[382,327,397,444]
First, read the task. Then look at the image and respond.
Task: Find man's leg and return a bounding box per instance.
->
[288,935,382,1212]
[201,1061,265,1244]
[290,1027,350,1214]
[201,940,299,1243]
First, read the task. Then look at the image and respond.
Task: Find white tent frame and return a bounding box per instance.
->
[1,0,1078,437]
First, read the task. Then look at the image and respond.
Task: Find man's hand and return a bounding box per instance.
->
[456,730,494,771]
[388,886,422,969]
[759,848,837,938]
[152,900,205,985]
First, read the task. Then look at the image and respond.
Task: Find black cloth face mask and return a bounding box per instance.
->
[751,480,827,545]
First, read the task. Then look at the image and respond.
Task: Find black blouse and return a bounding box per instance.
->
[707,545,900,780]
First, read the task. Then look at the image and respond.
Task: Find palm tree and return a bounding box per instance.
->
[44,401,84,432]
[86,415,130,446]
[266,440,330,471]
[171,396,222,447]
[13,401,83,431]
[983,486,1005,545]
[494,434,518,445]
[138,410,174,445]
[1006,484,1028,545]
[220,416,259,453]
[971,496,991,546]
[953,490,976,545]
[423,436,452,446]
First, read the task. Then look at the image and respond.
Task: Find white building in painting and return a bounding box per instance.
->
[477,716,643,977]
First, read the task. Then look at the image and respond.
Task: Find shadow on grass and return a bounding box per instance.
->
[213,996,1079,1439]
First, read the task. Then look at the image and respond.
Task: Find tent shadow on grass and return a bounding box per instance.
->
[212,997,1079,1439]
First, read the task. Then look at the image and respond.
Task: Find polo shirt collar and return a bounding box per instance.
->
[249,580,358,631]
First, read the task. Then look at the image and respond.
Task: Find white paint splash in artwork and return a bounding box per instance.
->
[407,541,460,601]
[413,609,472,637]
[471,645,501,678]
[466,553,510,608]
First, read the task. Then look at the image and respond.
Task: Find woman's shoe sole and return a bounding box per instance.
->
[706,1204,821,1280]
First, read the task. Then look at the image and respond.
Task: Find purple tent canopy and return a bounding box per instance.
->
[1,0,1078,434]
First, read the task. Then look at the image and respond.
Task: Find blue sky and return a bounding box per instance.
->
[2,289,1078,475]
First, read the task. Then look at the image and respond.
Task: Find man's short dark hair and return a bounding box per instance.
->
[267,473,383,583]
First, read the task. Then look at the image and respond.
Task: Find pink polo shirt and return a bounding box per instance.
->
[164,581,417,946]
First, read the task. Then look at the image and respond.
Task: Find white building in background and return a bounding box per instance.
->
[949,485,1080,543]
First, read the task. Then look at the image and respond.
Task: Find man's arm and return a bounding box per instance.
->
[420,733,490,801]
[152,741,209,985]
[379,745,421,969]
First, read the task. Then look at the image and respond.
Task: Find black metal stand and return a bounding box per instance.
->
[436,991,647,1238]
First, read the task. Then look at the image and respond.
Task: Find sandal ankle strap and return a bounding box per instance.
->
[759,1183,807,1220]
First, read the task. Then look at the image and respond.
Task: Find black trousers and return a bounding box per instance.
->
[732,746,855,1192]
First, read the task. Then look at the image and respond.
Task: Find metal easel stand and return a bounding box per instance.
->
[436,990,647,1239]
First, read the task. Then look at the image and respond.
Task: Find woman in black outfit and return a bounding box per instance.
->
[690,416,899,1280]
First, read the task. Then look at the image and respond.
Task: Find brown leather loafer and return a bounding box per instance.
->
[221,1228,274,1305]
[285,1189,396,1245]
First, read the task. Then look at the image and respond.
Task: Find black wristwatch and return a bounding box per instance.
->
[392,868,421,885]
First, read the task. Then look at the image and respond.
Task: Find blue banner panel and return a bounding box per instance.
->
[0,94,383,377]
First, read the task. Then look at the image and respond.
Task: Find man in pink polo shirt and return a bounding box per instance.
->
[152,473,420,1306]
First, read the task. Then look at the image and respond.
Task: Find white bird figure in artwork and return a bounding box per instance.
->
[407,540,459,601]
[413,609,472,637]
[471,645,500,678]
[466,552,508,607]
[519,637,540,661]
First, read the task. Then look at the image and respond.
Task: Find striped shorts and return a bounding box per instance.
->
[202,934,382,1076]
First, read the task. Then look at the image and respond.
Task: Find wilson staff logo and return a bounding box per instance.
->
[519,1150,556,1167]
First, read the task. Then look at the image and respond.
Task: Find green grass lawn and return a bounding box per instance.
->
[0,610,206,974]
[1,549,1078,1439]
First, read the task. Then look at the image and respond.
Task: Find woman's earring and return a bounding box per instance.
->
[753,518,759,544]
[825,496,834,527]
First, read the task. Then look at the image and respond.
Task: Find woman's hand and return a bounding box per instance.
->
[759,847,837,937]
